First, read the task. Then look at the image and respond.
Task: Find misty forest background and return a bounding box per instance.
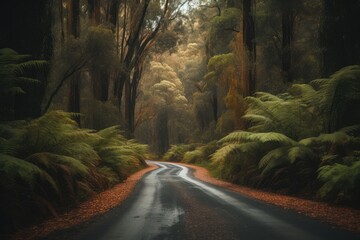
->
[1,0,360,235]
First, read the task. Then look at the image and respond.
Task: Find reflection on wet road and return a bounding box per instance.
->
[59,161,359,240]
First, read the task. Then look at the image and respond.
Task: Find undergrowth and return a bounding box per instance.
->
[0,111,148,234]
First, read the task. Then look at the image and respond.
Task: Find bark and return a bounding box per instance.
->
[320,0,360,77]
[117,0,169,136]
[67,0,81,125]
[88,0,101,24]
[281,6,294,82]
[156,108,169,154]
[243,0,256,95]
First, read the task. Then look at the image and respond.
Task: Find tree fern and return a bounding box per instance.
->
[218,131,297,146]
[0,48,46,95]
[299,127,360,155]
[244,95,322,140]
[318,159,360,203]
[259,146,318,175]
[314,65,360,131]
[0,153,57,190]
[210,142,265,183]
[163,144,196,162]
[183,141,218,164]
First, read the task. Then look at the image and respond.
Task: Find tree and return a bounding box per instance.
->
[0,0,53,119]
[66,0,81,124]
[242,0,256,95]
[320,0,360,77]
[136,61,189,153]
[114,0,191,137]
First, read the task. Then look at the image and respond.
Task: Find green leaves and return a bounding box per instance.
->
[318,160,360,203]
[218,131,297,146]
[0,48,47,95]
[0,111,149,231]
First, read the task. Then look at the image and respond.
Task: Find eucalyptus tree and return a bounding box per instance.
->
[111,0,192,137]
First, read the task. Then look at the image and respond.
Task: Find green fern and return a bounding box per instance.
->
[243,95,322,140]
[315,66,360,131]
[259,146,318,175]
[318,159,360,203]
[0,48,46,95]
[0,153,57,190]
[163,144,196,162]
[210,142,265,183]
[218,131,297,146]
[183,141,218,164]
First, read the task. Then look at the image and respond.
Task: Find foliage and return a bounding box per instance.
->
[208,8,241,55]
[258,145,319,191]
[0,48,47,120]
[0,48,46,94]
[183,141,218,164]
[243,92,323,140]
[210,131,297,185]
[0,111,148,233]
[316,65,360,131]
[163,144,197,162]
[318,158,360,203]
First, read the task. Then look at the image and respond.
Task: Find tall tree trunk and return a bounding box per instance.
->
[281,6,294,82]
[67,0,81,124]
[0,0,53,120]
[243,0,256,95]
[88,0,101,24]
[156,108,169,154]
[320,0,360,77]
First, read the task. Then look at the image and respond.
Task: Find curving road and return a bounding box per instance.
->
[45,162,359,240]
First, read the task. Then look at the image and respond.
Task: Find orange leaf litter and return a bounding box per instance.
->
[179,163,360,233]
[15,162,360,239]
[14,164,158,240]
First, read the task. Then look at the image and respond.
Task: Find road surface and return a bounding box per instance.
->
[44,161,359,240]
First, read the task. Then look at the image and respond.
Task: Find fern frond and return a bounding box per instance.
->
[253,92,282,102]
[0,153,57,191]
[26,152,89,178]
[219,131,297,146]
[259,147,289,169]
[259,145,318,176]
[299,131,357,147]
[317,160,360,203]
[339,124,360,136]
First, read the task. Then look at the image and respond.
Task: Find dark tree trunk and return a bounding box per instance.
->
[156,108,169,154]
[68,73,81,124]
[67,0,81,125]
[67,0,80,38]
[88,0,101,24]
[0,0,53,120]
[281,6,294,83]
[320,0,360,77]
[243,0,256,95]
[108,0,121,31]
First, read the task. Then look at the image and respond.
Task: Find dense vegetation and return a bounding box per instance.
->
[0,0,359,236]
[164,65,360,205]
[0,111,147,233]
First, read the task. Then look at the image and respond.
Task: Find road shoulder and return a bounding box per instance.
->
[13,164,158,240]
[178,163,360,233]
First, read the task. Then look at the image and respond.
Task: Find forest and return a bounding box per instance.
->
[0,0,360,237]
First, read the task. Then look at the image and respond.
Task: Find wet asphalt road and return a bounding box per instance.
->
[45,161,360,240]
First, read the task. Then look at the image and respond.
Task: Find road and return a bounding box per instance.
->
[44,161,359,240]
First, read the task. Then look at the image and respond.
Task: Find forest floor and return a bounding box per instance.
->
[14,162,360,240]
